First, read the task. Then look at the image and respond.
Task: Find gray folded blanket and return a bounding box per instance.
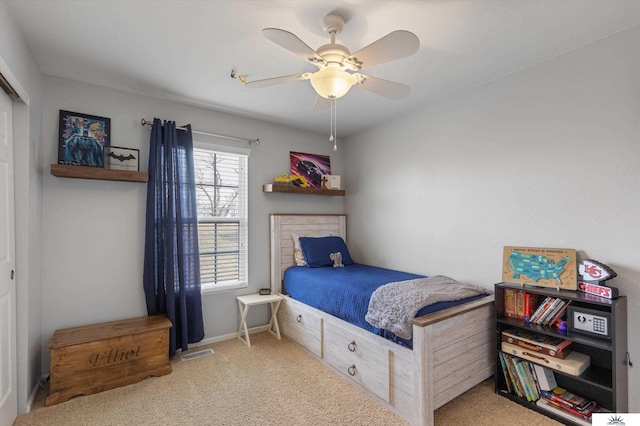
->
[365,275,491,340]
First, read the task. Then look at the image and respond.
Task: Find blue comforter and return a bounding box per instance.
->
[283,263,486,347]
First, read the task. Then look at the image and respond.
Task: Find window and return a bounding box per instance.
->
[193,142,248,293]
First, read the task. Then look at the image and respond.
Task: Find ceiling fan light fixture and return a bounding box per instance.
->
[309,67,356,99]
[249,13,420,147]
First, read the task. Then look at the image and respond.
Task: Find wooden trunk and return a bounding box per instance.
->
[46,315,172,406]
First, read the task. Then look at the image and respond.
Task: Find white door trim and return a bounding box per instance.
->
[0,57,29,105]
[0,83,17,426]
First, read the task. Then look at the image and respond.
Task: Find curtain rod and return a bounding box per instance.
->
[140,118,260,145]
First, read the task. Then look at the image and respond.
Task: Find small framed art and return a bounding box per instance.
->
[289,151,331,188]
[58,110,110,167]
[105,146,139,171]
[502,246,577,290]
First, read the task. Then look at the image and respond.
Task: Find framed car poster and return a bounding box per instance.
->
[289,151,331,188]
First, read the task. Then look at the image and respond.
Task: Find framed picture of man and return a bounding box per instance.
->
[58,110,110,167]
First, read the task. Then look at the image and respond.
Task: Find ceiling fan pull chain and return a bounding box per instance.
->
[333,98,338,151]
[329,97,335,142]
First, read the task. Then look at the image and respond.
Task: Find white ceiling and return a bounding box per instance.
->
[7,0,640,137]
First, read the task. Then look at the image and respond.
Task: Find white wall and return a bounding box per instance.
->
[41,76,344,370]
[0,1,44,414]
[344,25,640,410]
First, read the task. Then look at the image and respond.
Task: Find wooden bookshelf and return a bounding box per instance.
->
[495,282,628,425]
[262,184,344,196]
[51,164,148,183]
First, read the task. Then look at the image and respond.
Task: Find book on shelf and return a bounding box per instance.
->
[536,398,592,426]
[529,296,554,323]
[504,289,539,321]
[499,351,542,402]
[515,360,536,401]
[500,352,600,425]
[523,361,541,400]
[523,292,539,321]
[532,364,557,391]
[501,328,572,359]
[542,387,591,411]
[504,288,517,318]
[536,297,563,325]
[540,298,565,324]
[516,290,525,319]
[497,351,513,394]
[540,394,598,420]
[541,395,609,422]
[501,352,527,399]
[546,300,572,326]
[502,353,524,398]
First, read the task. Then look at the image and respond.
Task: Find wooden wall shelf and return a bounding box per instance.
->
[51,164,148,183]
[263,184,344,196]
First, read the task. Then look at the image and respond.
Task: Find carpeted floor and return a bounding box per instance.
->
[15,332,560,425]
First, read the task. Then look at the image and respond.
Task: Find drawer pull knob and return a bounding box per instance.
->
[296,315,302,323]
[348,341,356,352]
[348,365,356,376]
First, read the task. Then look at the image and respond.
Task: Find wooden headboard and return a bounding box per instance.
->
[270,214,347,294]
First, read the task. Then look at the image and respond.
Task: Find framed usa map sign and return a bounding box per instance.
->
[502,246,577,290]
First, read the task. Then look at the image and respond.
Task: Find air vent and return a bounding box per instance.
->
[181,348,214,361]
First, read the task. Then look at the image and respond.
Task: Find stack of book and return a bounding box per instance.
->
[503,288,539,321]
[537,387,600,424]
[498,351,542,402]
[502,289,572,326]
[500,349,600,424]
[528,296,572,326]
[498,351,560,399]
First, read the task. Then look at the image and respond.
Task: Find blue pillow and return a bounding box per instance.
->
[299,236,354,267]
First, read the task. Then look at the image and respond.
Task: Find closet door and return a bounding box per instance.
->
[0,87,17,425]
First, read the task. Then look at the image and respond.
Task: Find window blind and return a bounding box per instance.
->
[193,144,248,291]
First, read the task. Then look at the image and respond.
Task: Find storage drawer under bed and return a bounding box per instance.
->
[278,297,323,357]
[324,320,391,402]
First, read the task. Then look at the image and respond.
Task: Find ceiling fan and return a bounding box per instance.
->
[245,13,420,103]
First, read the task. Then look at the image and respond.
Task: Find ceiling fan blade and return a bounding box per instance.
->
[355,74,411,100]
[245,73,310,89]
[313,96,331,109]
[262,28,325,65]
[346,30,419,70]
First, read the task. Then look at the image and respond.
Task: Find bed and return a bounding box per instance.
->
[270,214,495,426]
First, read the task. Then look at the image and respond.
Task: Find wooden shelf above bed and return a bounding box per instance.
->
[263,184,345,196]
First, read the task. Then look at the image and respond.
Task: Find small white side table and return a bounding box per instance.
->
[236,293,282,347]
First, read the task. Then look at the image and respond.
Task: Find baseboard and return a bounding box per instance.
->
[25,375,46,413]
[187,325,270,349]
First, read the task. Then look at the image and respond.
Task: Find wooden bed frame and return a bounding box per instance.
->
[270,214,495,425]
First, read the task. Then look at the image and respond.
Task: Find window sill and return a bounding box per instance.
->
[201,282,247,295]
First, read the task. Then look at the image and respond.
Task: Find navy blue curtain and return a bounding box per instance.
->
[143,118,204,357]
